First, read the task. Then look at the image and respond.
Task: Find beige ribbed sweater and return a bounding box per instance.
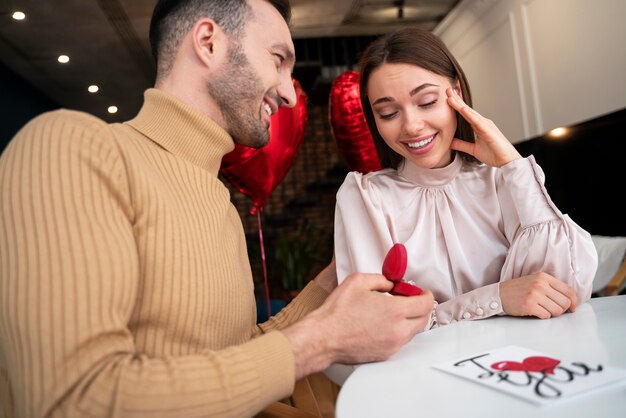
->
[0,89,328,418]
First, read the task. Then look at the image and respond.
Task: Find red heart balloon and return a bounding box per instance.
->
[220,78,308,214]
[329,70,382,174]
[491,356,561,375]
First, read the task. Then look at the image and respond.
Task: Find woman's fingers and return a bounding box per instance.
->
[446,88,485,129]
[446,87,521,167]
[537,294,568,318]
[546,276,579,312]
[500,273,579,320]
[450,137,474,155]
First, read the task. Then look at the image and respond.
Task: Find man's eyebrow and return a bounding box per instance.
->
[371,83,439,106]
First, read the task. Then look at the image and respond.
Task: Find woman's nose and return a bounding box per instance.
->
[403,112,425,136]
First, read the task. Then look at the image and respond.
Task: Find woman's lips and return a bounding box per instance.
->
[404,133,436,154]
[406,134,435,149]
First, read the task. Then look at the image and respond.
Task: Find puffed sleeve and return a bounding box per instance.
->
[497,156,597,300]
[433,156,597,327]
[334,172,395,284]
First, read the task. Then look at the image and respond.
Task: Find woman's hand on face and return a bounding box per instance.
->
[446,87,522,168]
[499,272,579,319]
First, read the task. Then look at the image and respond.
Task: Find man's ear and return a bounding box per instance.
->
[191,18,222,67]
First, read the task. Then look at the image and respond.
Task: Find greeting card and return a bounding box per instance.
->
[433,345,626,405]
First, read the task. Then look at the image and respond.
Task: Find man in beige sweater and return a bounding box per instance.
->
[0,0,434,417]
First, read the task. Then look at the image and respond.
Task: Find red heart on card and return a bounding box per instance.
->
[491,356,561,375]
[382,243,408,282]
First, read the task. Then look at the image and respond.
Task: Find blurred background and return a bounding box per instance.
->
[1,0,625,307]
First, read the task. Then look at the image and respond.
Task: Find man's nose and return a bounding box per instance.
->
[278,75,297,108]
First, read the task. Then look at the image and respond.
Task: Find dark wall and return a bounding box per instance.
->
[514,108,626,237]
[0,62,60,152]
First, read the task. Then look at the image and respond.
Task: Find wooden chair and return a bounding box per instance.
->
[600,257,626,296]
[591,235,626,297]
[255,372,340,418]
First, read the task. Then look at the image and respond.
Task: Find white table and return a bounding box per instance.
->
[336,295,626,418]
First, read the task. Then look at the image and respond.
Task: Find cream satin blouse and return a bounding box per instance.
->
[334,153,598,327]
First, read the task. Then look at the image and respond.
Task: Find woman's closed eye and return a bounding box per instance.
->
[376,98,438,120]
[419,99,438,108]
[378,111,397,120]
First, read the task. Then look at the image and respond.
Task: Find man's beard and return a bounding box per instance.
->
[206,40,270,148]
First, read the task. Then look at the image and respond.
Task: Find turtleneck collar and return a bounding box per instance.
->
[397,152,463,187]
[126,88,235,175]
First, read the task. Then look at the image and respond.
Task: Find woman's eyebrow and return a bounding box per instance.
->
[371,83,439,106]
[409,83,439,97]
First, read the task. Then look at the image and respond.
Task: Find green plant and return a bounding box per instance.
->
[275,223,321,292]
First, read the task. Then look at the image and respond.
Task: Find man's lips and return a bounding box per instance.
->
[263,97,279,117]
[263,102,272,117]
[261,99,277,128]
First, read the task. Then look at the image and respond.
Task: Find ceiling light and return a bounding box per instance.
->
[548,127,567,138]
[88,85,99,93]
[12,11,26,21]
[107,106,118,114]
[57,55,70,64]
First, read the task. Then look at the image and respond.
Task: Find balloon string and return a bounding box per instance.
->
[257,208,271,320]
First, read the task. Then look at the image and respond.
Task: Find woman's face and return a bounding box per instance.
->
[366,62,459,169]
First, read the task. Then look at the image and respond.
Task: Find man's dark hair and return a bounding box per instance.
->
[149,0,291,77]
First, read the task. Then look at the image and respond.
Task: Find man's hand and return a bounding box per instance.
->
[499,272,578,319]
[283,272,434,380]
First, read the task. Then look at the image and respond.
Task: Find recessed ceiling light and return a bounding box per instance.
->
[107,106,118,114]
[57,55,70,64]
[88,85,99,93]
[12,11,26,21]
[548,127,567,138]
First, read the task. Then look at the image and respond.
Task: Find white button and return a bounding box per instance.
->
[476,307,484,316]
[462,312,471,319]
[490,301,499,310]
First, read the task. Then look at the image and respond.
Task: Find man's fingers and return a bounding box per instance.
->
[402,316,430,344]
[389,291,434,321]
[342,272,393,293]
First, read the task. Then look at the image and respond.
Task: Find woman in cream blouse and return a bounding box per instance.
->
[334,27,598,329]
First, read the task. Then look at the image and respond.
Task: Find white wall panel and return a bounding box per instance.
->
[522,0,626,132]
[459,16,527,142]
[435,0,626,142]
